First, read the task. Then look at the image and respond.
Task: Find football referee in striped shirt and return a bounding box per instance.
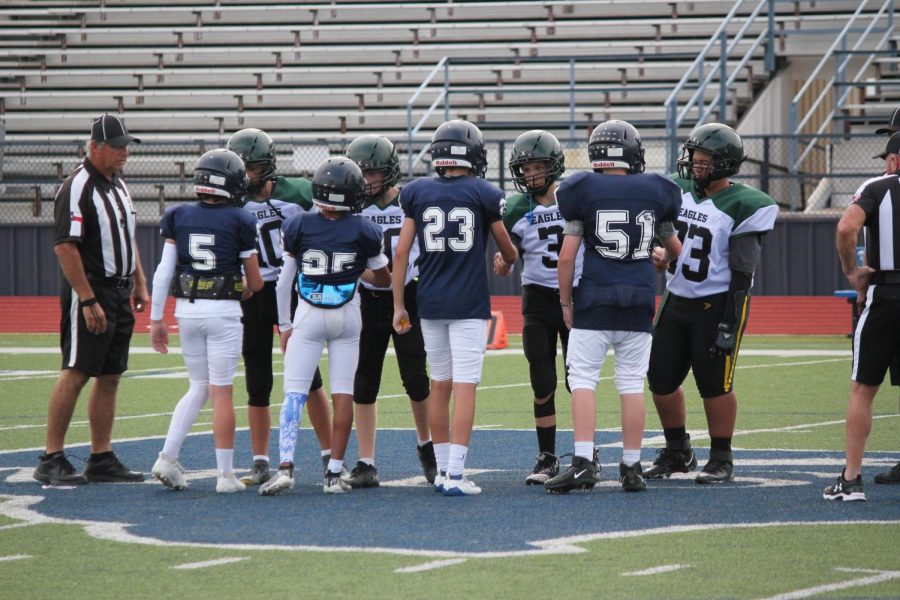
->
[33,114,149,486]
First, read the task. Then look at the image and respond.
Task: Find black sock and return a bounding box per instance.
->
[41,450,63,462]
[90,451,114,462]
[710,437,732,452]
[663,426,687,443]
[536,426,556,455]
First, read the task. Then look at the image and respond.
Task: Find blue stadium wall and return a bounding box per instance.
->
[1,217,844,296]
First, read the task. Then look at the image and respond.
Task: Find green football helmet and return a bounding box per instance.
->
[677,123,746,192]
[226,128,276,195]
[508,130,565,196]
[346,134,400,201]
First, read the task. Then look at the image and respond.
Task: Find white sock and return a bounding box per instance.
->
[360,457,374,466]
[574,442,594,461]
[320,449,331,458]
[253,454,269,463]
[622,449,641,466]
[215,448,234,476]
[418,438,431,447]
[447,444,468,477]
[434,442,450,474]
[327,458,343,474]
[161,383,208,461]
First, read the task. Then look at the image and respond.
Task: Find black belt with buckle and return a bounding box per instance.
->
[89,275,133,289]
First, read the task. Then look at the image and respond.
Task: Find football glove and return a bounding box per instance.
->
[709,322,736,358]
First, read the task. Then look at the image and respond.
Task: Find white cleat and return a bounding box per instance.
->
[442,475,482,496]
[324,470,351,494]
[151,453,187,491]
[258,469,295,496]
[216,473,246,494]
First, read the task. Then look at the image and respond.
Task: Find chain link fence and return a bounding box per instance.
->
[0,133,889,223]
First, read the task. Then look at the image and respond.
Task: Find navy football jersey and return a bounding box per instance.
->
[557,171,682,332]
[281,211,385,286]
[400,175,504,319]
[160,201,258,277]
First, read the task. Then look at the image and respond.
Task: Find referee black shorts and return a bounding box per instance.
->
[59,282,135,377]
[852,284,900,386]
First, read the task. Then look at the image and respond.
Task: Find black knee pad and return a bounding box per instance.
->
[352,371,379,405]
[529,359,558,400]
[310,366,324,392]
[534,392,556,419]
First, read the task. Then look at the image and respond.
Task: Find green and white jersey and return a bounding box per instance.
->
[358,195,418,291]
[242,176,314,282]
[665,175,778,298]
[503,192,583,288]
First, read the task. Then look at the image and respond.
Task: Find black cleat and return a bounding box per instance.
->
[240,459,271,485]
[544,456,599,494]
[874,461,900,484]
[695,449,734,484]
[619,461,647,492]
[83,452,144,483]
[823,471,866,501]
[347,461,380,488]
[33,452,87,485]
[417,441,438,484]
[525,451,560,485]
[644,435,698,479]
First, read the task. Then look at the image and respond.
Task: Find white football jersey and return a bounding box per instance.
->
[243,199,305,282]
[665,177,778,298]
[359,199,419,290]
[505,194,583,288]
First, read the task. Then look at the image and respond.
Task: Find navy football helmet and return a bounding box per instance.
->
[430,119,487,178]
[193,148,248,204]
[508,130,565,196]
[226,128,276,195]
[588,120,645,174]
[311,156,366,213]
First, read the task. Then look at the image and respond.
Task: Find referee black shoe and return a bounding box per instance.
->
[874,461,900,484]
[823,471,866,501]
[84,452,145,483]
[544,456,599,494]
[417,441,438,484]
[33,452,87,485]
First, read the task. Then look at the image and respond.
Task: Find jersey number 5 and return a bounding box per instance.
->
[593,210,654,260]
[422,206,475,252]
[302,250,356,275]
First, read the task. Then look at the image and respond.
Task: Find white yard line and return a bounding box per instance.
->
[170,557,249,570]
[0,554,33,562]
[622,564,689,576]
[754,568,900,600]
[394,558,467,573]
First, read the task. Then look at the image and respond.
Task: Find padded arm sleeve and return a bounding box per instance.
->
[150,242,177,321]
[276,254,298,331]
[729,234,762,274]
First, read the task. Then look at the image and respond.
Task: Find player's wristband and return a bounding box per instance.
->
[79,298,98,308]
[278,324,293,333]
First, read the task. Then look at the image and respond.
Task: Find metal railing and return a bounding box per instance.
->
[788,0,895,209]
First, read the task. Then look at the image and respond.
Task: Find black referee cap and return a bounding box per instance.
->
[873,131,900,159]
[91,114,141,148]
[875,106,900,135]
